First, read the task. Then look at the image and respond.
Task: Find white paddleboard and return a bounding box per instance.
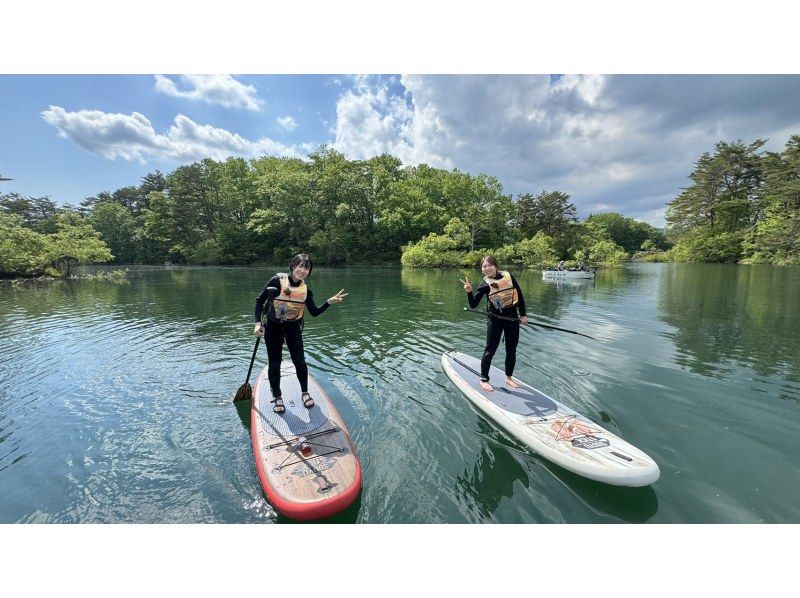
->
[442,351,659,487]
[542,269,595,279]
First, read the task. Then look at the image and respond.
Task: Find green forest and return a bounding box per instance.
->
[2,135,798,278]
[664,136,800,265]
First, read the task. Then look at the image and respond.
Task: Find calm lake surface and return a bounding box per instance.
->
[1,263,798,523]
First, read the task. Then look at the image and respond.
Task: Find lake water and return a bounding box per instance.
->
[1,263,798,523]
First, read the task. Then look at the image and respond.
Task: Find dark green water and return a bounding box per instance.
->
[1,263,798,523]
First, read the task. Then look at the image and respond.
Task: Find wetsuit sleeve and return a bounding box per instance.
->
[304,288,331,317]
[511,275,526,317]
[254,276,280,322]
[467,280,489,309]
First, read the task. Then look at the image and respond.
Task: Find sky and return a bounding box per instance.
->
[2,73,800,227]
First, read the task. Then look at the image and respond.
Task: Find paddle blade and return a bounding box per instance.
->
[233,383,253,403]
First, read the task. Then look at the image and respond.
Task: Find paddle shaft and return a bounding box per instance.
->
[463,307,596,340]
[243,287,279,386]
[243,337,261,386]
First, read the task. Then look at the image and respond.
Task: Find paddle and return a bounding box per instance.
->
[233,286,278,403]
[463,307,597,340]
[233,337,262,403]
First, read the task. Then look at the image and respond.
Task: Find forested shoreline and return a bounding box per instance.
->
[664,136,800,265]
[2,135,798,278]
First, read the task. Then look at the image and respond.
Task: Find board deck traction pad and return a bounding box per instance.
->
[448,353,559,417]
[255,366,332,437]
[255,364,349,475]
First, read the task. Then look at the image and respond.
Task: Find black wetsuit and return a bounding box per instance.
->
[466,273,527,380]
[254,275,330,398]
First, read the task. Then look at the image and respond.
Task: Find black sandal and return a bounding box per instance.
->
[301,392,315,409]
[271,396,285,414]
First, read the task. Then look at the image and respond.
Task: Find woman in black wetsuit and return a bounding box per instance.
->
[460,255,529,392]
[253,253,347,414]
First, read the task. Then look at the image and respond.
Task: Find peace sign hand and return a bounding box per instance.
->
[328,289,348,304]
[459,276,473,293]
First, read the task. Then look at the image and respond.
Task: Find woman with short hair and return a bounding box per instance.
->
[253,253,347,413]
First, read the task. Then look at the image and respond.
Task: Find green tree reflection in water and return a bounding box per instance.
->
[658,263,800,399]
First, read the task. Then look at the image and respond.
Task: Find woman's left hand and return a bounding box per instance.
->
[328,289,348,304]
[520,316,529,325]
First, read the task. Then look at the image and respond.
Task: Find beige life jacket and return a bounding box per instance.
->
[273,273,307,321]
[484,270,518,309]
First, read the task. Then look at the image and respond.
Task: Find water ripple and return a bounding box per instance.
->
[2,265,799,523]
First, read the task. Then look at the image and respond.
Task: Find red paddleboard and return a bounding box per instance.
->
[250,361,361,520]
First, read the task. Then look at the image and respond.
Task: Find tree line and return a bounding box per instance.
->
[663,135,800,264]
[2,148,670,276]
[9,132,797,278]
[0,194,111,278]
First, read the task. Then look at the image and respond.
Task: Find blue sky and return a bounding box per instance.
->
[3,74,800,227]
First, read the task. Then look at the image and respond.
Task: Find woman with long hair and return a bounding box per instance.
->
[460,255,529,391]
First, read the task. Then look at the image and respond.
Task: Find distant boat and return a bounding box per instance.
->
[542,268,595,279]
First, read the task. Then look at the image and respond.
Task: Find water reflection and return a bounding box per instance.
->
[455,419,532,520]
[658,264,800,387]
[277,491,362,525]
[541,277,595,290]
[234,400,251,430]
[545,464,659,523]
[400,267,576,323]
[455,417,659,522]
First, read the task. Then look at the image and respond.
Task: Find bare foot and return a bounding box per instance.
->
[505,377,520,388]
[480,380,494,392]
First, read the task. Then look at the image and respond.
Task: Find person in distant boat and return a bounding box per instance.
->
[557,260,565,271]
[253,253,347,414]
[576,260,586,271]
[460,255,529,392]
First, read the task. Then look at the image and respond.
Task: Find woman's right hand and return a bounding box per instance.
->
[459,276,472,293]
[253,323,264,337]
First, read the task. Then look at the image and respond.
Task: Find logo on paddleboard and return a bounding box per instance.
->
[290,456,336,477]
[571,436,610,449]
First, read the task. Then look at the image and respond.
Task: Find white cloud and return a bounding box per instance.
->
[154,75,262,111]
[332,76,455,168]
[277,116,297,131]
[552,74,607,107]
[639,207,667,225]
[41,106,313,164]
[330,74,800,227]
[589,202,616,212]
[334,74,624,184]
[396,74,626,188]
